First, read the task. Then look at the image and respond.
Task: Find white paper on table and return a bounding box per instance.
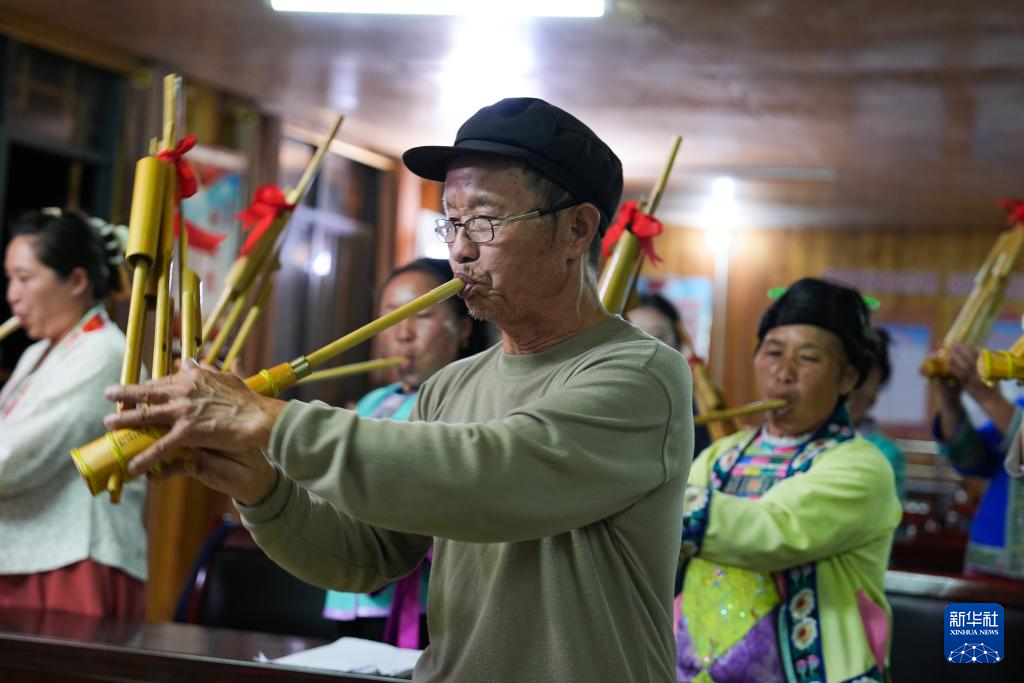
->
[272,636,422,678]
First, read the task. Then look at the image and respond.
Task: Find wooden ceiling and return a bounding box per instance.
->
[2,0,1023,230]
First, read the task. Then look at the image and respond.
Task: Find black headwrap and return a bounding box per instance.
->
[756,277,876,389]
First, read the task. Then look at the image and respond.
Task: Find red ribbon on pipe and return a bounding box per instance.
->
[1000,198,1024,226]
[157,135,202,254]
[237,184,296,255]
[601,200,664,265]
[174,220,228,253]
[156,134,198,200]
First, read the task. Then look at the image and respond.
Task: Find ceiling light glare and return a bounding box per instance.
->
[271,0,605,18]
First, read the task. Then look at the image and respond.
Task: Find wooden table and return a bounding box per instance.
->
[886,568,1024,606]
[0,608,406,682]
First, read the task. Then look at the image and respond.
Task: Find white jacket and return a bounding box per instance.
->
[0,306,146,580]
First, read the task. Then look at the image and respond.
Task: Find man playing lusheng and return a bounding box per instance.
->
[106,98,694,681]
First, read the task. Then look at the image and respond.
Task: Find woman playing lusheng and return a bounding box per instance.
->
[676,277,900,682]
[323,257,489,648]
[932,340,1024,580]
[0,209,147,618]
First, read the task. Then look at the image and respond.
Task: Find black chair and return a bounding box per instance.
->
[174,517,338,639]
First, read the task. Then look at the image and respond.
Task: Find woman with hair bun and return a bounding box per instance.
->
[0,208,147,619]
[676,277,901,683]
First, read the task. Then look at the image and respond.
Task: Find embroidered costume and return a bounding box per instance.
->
[933,400,1024,579]
[677,410,900,682]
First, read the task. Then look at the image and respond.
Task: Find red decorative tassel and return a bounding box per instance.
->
[1000,198,1024,226]
[173,220,228,253]
[600,200,664,265]
[236,184,296,255]
[156,135,198,199]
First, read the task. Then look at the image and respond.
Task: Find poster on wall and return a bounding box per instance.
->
[636,276,714,358]
[179,144,248,317]
[873,323,932,428]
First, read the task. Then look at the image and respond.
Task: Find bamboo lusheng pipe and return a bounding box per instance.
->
[107,75,185,499]
[163,74,193,339]
[597,135,682,314]
[689,360,737,440]
[120,155,168,387]
[976,331,1024,382]
[298,356,405,385]
[0,317,20,342]
[671,315,774,438]
[201,116,344,344]
[977,347,1024,382]
[921,225,1024,379]
[667,318,737,440]
[204,257,247,346]
[204,247,281,366]
[693,399,788,426]
[202,280,249,364]
[147,76,185,381]
[180,270,202,360]
[71,277,464,499]
[151,163,177,379]
[222,264,276,369]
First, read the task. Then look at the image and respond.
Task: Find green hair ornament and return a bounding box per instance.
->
[766,286,880,311]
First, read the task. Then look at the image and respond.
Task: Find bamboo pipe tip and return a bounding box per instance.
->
[0,317,21,341]
[977,349,1024,382]
[919,355,950,378]
[693,398,787,426]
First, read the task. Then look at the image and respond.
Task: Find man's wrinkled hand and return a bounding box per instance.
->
[102,361,285,479]
[156,447,281,506]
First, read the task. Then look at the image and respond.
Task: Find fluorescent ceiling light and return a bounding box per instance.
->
[711,176,735,199]
[271,0,605,18]
[703,176,739,253]
[439,17,537,125]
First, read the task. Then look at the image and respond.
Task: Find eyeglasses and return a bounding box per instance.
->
[433,199,579,244]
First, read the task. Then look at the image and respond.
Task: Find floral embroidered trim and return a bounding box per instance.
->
[771,409,854,683]
[710,438,753,491]
[838,665,885,682]
[777,564,825,683]
[789,587,815,620]
[680,484,714,561]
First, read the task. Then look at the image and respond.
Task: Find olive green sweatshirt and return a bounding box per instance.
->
[239,316,693,681]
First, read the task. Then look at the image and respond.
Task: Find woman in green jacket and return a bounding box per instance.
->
[677,278,901,683]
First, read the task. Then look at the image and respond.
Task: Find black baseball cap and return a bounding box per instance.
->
[403,97,623,225]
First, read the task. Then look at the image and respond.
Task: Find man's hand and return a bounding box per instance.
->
[103,361,287,479]
[159,447,281,506]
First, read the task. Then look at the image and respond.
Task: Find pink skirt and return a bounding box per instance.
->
[0,559,145,620]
